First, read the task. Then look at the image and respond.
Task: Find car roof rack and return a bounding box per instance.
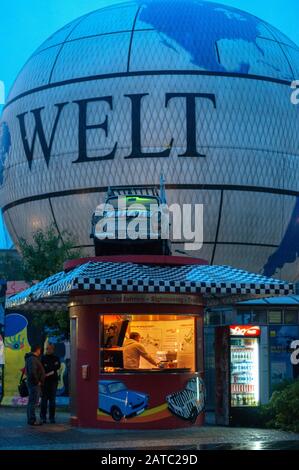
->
[107,185,160,198]
[107,175,167,203]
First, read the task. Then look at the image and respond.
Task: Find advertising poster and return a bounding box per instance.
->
[269,326,299,392]
[3,312,70,405]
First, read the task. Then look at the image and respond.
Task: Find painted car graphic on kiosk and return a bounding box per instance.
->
[166,377,205,423]
[98,380,149,421]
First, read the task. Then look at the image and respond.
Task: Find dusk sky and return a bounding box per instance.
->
[0,0,298,97]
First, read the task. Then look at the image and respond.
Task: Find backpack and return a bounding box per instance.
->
[18,370,29,398]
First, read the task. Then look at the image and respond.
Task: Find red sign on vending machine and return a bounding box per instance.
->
[229,325,261,337]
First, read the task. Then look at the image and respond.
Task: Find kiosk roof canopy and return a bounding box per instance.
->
[5,260,293,311]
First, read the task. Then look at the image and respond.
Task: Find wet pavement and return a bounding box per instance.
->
[0,407,298,450]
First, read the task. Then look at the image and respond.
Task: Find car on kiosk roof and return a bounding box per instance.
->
[90,176,171,256]
[98,380,149,421]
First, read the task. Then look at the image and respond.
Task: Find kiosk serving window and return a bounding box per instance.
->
[100,315,196,373]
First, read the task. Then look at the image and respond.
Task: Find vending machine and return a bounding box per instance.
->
[215,325,260,425]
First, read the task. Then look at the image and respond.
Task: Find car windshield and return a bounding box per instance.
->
[107,196,159,211]
[108,382,128,394]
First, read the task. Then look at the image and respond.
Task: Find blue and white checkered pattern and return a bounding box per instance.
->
[5,261,293,310]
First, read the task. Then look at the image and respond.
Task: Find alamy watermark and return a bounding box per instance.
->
[93,198,204,251]
[290,80,299,105]
[290,340,299,365]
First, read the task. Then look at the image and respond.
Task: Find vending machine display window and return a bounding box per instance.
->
[100,314,197,373]
[230,336,260,407]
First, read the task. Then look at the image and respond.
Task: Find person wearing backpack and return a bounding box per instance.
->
[25,344,45,426]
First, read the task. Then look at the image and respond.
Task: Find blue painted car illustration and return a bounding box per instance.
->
[98,380,149,421]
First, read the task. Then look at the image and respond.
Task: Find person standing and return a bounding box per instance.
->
[25,344,45,426]
[40,343,61,424]
[123,332,159,369]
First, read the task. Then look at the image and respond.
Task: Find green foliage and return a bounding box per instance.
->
[271,378,295,393]
[18,225,82,339]
[31,309,70,340]
[0,250,24,280]
[19,225,81,281]
[259,379,299,432]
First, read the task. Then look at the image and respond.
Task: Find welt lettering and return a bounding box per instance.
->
[16,92,217,169]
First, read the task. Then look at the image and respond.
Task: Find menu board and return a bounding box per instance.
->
[131,318,194,369]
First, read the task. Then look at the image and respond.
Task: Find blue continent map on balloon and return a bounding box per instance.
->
[136,0,288,76]
[0,122,11,186]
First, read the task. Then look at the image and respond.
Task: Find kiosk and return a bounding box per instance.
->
[66,255,205,429]
[5,255,293,429]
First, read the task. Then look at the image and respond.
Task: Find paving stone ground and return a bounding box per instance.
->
[0,407,299,450]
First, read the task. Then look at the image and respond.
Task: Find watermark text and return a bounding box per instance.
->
[93,198,204,251]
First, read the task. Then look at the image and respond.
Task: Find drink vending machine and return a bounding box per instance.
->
[215,325,260,425]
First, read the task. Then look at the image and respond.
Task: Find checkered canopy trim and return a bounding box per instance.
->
[5,261,293,309]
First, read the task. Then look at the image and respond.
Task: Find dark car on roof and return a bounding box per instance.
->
[91,184,171,256]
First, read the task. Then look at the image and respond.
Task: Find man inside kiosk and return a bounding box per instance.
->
[123,332,159,369]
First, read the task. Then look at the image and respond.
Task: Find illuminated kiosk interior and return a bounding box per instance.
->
[5,255,293,429]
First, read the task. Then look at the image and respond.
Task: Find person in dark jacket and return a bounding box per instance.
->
[40,343,61,423]
[25,344,45,426]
